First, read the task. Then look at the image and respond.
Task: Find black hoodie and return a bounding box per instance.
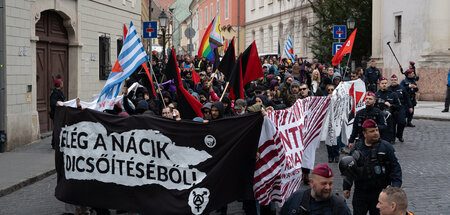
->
[211,101,224,120]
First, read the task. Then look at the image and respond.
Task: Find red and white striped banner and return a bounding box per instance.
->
[253,96,331,205]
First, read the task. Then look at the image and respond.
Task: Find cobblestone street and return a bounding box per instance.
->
[0,119,449,215]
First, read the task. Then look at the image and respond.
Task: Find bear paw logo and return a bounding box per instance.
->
[188,187,210,215]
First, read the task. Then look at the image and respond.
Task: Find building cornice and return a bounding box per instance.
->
[245,3,311,26]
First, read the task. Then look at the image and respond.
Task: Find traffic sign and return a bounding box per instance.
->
[333,25,347,39]
[332,42,344,56]
[143,21,157,39]
[185,27,195,39]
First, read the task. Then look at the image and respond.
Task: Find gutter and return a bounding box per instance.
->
[0,0,6,152]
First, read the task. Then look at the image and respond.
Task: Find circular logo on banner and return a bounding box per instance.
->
[204,135,216,148]
[188,188,210,215]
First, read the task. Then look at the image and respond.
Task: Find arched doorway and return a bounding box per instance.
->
[35,10,69,132]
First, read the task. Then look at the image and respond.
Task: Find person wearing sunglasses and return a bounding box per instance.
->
[299,83,311,99]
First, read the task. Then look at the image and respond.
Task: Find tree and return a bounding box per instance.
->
[308,0,372,67]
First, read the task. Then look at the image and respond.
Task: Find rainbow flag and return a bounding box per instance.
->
[198,17,215,61]
[209,15,223,46]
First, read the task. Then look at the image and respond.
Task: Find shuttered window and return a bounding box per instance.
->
[99,36,111,80]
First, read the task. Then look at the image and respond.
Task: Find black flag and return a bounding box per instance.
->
[218,37,236,80]
[53,107,263,215]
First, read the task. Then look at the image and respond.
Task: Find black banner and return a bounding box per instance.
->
[53,107,263,215]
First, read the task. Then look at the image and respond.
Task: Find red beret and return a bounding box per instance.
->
[312,163,333,178]
[370,59,376,63]
[362,119,378,128]
[391,74,398,79]
[54,78,62,86]
[380,76,387,81]
[409,61,415,65]
[367,91,376,97]
[405,69,414,74]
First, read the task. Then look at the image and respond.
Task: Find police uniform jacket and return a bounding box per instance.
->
[375,89,401,112]
[388,85,412,109]
[348,106,386,143]
[364,67,381,85]
[343,139,402,192]
[280,188,351,215]
[400,78,419,106]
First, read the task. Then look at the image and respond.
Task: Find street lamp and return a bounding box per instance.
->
[159,10,168,61]
[347,16,356,30]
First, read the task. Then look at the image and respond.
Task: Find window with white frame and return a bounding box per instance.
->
[205,6,208,25]
[225,0,229,19]
[395,15,402,42]
[210,3,213,20]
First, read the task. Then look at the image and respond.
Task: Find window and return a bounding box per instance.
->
[117,38,123,57]
[259,0,264,7]
[259,28,264,53]
[395,15,402,42]
[205,6,208,25]
[225,0,229,19]
[268,26,273,52]
[199,10,202,29]
[99,35,111,80]
[217,0,220,13]
[210,3,213,20]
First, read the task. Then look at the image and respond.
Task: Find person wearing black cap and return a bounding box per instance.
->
[400,69,419,127]
[388,74,412,142]
[376,77,401,144]
[348,92,386,150]
[280,163,351,215]
[342,119,402,215]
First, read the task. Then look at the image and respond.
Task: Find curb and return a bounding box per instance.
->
[414,116,450,122]
[0,169,56,198]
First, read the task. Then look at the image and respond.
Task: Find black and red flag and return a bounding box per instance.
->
[165,47,203,119]
[218,37,236,81]
[228,41,264,100]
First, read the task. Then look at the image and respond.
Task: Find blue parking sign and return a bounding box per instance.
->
[332,42,344,56]
[143,21,157,39]
[333,25,347,39]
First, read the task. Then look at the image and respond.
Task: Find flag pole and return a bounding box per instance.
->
[219,82,229,101]
[346,52,352,68]
[209,69,219,86]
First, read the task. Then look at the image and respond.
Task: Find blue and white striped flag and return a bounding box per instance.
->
[284,35,295,63]
[96,21,148,111]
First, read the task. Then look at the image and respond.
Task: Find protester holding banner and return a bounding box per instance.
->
[341,119,402,215]
[280,163,351,215]
[49,75,65,121]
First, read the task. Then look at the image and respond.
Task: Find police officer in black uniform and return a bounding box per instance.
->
[400,69,419,127]
[376,77,401,144]
[348,91,386,150]
[341,119,402,215]
[280,163,351,215]
[388,74,412,142]
[364,59,381,93]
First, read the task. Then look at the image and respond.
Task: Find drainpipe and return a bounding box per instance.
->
[0,0,6,152]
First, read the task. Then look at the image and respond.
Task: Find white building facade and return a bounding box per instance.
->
[371,0,450,101]
[245,0,315,59]
[1,0,141,150]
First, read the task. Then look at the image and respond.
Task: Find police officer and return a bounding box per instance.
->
[388,74,412,142]
[376,77,401,144]
[400,69,419,127]
[342,119,402,215]
[364,59,381,93]
[280,163,351,215]
[348,91,386,150]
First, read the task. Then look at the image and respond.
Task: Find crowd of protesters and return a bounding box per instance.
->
[53,50,419,215]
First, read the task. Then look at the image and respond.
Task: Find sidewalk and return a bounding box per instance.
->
[0,101,448,198]
[413,101,450,121]
[0,135,55,197]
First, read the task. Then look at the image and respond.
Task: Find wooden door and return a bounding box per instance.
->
[36,10,69,132]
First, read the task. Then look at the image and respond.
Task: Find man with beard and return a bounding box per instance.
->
[280,163,351,215]
[388,74,412,142]
[342,119,402,215]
